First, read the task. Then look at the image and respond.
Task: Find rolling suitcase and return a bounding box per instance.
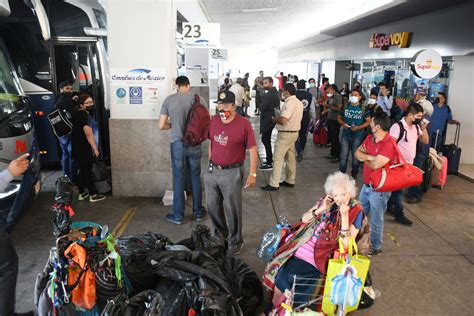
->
[313,117,328,147]
[432,156,448,189]
[441,124,461,174]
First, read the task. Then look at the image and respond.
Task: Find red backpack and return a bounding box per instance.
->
[183,94,211,147]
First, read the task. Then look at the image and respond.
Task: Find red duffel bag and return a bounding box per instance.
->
[370,138,423,192]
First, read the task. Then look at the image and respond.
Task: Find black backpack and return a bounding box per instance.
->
[395,121,421,143]
[48,109,73,137]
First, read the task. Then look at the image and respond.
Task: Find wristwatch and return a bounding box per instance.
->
[250,173,257,178]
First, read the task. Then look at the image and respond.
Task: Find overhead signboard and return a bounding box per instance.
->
[182,23,220,47]
[411,49,443,79]
[369,32,410,50]
[210,48,227,60]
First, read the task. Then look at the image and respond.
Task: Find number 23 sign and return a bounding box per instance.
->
[182,23,220,47]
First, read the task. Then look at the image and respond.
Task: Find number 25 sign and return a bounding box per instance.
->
[182,23,220,47]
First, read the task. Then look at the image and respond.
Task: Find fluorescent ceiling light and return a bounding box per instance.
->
[241,8,277,13]
[274,0,395,48]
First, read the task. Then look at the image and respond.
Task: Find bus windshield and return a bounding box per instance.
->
[0,43,23,96]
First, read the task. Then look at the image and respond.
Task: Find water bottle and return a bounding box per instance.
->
[256,225,280,261]
[278,213,290,228]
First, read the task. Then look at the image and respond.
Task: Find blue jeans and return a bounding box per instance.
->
[387,189,405,218]
[58,135,77,181]
[339,134,364,177]
[359,185,391,251]
[170,140,205,220]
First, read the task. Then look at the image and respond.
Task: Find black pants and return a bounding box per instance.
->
[261,129,274,165]
[78,159,96,195]
[327,119,341,158]
[0,227,18,315]
[296,116,311,154]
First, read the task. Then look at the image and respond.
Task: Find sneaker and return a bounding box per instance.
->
[385,208,395,217]
[89,194,106,203]
[14,312,35,316]
[368,248,383,257]
[394,215,413,226]
[325,154,336,159]
[259,164,273,171]
[279,181,295,188]
[228,242,244,256]
[165,214,183,225]
[261,185,279,191]
[194,211,207,222]
[78,192,89,201]
[405,196,421,204]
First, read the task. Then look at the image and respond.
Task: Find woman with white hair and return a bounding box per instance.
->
[262,171,366,307]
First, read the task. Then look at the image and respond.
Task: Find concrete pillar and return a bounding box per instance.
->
[107,0,176,196]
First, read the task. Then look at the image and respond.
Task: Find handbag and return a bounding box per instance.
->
[322,238,370,315]
[369,138,423,192]
[48,108,73,137]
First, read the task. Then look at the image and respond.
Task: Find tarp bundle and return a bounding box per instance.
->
[37,219,263,316]
[111,225,264,316]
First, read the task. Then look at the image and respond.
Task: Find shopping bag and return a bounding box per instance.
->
[322,239,370,315]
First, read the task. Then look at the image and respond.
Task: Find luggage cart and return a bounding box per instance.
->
[278,275,348,316]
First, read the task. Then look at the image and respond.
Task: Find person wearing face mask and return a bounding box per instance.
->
[307,78,318,116]
[366,92,382,118]
[54,80,79,181]
[376,83,393,115]
[340,82,350,97]
[355,112,398,256]
[159,76,207,225]
[337,90,371,179]
[262,84,303,191]
[295,80,314,162]
[259,77,280,171]
[386,103,429,226]
[205,91,258,256]
[428,92,459,150]
[72,94,106,203]
[323,84,343,162]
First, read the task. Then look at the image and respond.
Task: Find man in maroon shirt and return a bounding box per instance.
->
[355,112,397,256]
[204,91,258,256]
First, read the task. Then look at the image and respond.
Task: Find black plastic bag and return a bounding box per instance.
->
[55,176,74,205]
[101,290,164,316]
[92,160,109,182]
[117,233,172,293]
[177,225,227,258]
[52,204,73,238]
[219,256,263,316]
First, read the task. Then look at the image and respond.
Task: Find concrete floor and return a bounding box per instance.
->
[11,114,474,315]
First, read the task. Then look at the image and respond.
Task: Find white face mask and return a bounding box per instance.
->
[349,96,359,104]
[326,93,333,98]
[368,99,376,105]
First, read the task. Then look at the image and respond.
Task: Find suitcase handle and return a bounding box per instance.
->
[454,123,460,147]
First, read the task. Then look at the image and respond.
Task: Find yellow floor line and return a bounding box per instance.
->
[464,232,474,240]
[112,207,137,238]
[387,232,401,247]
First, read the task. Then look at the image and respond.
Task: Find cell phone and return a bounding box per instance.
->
[422,118,430,125]
[327,195,334,202]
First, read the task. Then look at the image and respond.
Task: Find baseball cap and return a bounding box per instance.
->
[214,91,236,104]
[59,80,74,89]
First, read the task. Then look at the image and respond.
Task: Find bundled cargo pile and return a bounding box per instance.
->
[35,177,263,315]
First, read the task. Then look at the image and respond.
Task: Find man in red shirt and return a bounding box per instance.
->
[355,112,397,256]
[204,91,258,256]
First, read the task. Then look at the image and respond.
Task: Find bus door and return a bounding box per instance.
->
[49,38,109,159]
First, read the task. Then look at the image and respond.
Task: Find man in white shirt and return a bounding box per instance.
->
[229,77,246,116]
[377,83,393,114]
